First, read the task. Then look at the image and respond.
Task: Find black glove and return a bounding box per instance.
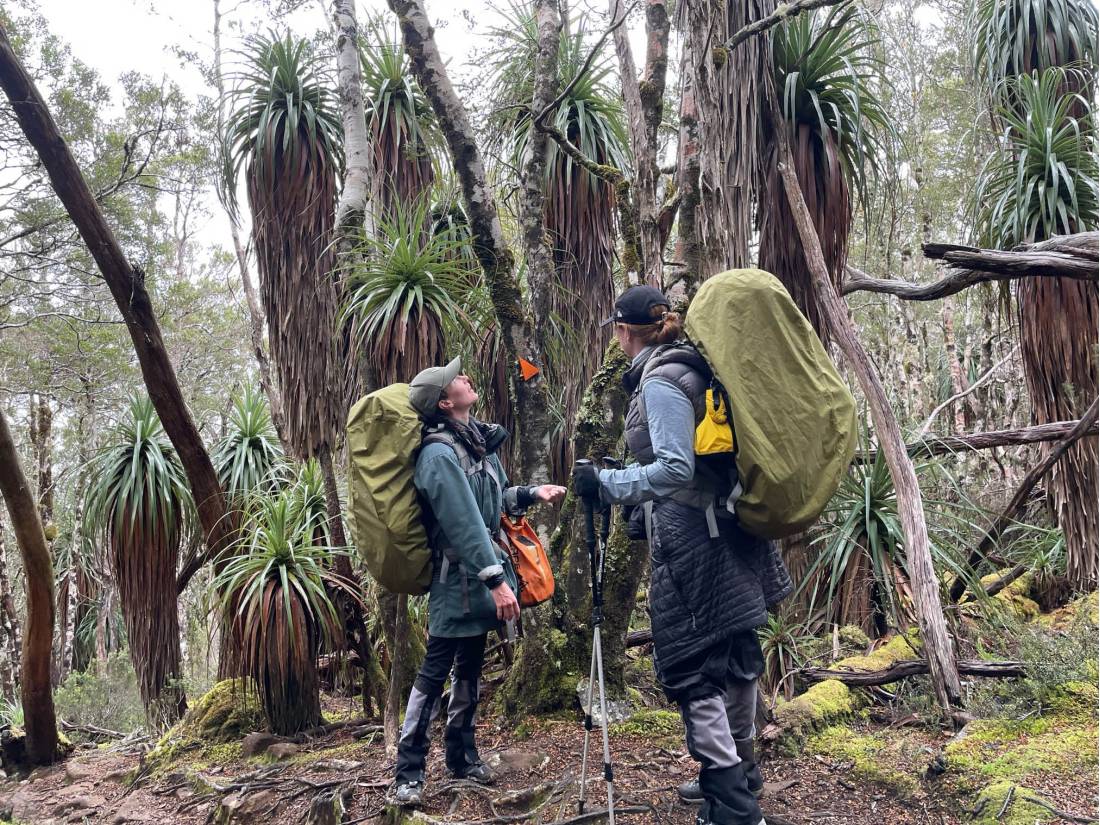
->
[572,462,602,501]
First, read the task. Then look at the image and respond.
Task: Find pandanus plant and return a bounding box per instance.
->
[85,397,191,728]
[213,462,358,735]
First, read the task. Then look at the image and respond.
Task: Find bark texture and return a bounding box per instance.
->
[500,343,649,714]
[610,0,670,285]
[0,408,59,765]
[677,0,774,276]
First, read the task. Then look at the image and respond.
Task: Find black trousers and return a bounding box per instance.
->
[395,633,488,783]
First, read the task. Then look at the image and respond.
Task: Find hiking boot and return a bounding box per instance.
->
[680,774,762,803]
[679,779,704,803]
[451,761,494,784]
[735,738,764,797]
[392,780,424,806]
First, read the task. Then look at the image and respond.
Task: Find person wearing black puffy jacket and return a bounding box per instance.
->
[573,286,791,825]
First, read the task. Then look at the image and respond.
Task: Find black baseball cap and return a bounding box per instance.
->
[600,285,671,326]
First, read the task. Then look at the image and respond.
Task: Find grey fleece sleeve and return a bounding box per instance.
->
[597,378,695,505]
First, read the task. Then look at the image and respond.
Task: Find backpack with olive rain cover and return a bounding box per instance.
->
[346,383,509,600]
[684,268,858,539]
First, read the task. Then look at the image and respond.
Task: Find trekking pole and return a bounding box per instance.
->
[574,459,616,825]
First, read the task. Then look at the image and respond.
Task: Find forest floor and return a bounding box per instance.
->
[3,590,1097,825]
[1,687,1096,825]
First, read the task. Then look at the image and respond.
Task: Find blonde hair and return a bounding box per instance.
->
[617,304,683,347]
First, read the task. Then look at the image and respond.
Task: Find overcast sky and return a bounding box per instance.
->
[36,0,643,254]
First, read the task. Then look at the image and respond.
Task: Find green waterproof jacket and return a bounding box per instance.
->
[413,423,524,638]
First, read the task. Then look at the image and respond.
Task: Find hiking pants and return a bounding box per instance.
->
[395,633,487,784]
[658,633,764,825]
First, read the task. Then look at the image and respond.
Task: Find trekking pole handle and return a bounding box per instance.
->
[574,459,603,619]
[574,460,597,545]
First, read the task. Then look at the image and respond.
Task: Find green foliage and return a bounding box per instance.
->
[975,68,1098,247]
[212,385,285,499]
[359,15,438,208]
[968,606,1099,718]
[341,200,477,384]
[772,5,892,205]
[759,610,814,701]
[0,697,24,729]
[972,0,1098,102]
[53,652,147,735]
[84,396,193,549]
[221,31,342,219]
[486,5,628,182]
[212,468,358,734]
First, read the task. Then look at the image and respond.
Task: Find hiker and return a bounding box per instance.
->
[572,285,792,825]
[393,358,566,806]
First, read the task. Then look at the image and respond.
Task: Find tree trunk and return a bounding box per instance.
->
[0,408,59,765]
[499,343,649,714]
[212,0,288,451]
[678,0,773,276]
[1017,275,1099,591]
[766,81,962,710]
[517,0,561,537]
[333,0,372,240]
[386,0,552,488]
[609,0,669,286]
[381,592,417,754]
[673,37,703,294]
[0,24,234,598]
[0,517,18,700]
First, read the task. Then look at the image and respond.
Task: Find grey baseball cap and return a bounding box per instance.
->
[408,357,462,418]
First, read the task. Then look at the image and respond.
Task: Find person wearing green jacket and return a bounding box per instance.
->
[394,358,565,806]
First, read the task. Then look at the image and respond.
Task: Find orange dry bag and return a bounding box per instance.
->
[498,515,555,608]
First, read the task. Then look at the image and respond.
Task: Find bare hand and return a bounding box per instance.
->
[534,484,567,505]
[491,582,520,622]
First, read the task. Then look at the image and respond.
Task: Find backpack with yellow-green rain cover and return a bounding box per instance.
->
[685,268,858,539]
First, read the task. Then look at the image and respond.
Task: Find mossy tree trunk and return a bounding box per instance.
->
[499,342,650,715]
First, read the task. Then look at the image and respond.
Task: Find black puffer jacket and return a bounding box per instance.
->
[623,345,793,671]
[648,499,786,670]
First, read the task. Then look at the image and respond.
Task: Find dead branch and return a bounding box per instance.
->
[949,397,1100,602]
[843,232,1098,300]
[725,0,853,52]
[854,418,1099,463]
[59,719,125,740]
[803,658,1025,686]
[917,346,1018,435]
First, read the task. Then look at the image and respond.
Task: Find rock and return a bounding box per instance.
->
[216,789,277,824]
[111,798,157,823]
[54,793,107,815]
[0,801,13,821]
[486,748,551,776]
[265,742,300,760]
[103,766,133,783]
[5,783,38,820]
[240,732,281,758]
[575,679,632,725]
[63,760,95,782]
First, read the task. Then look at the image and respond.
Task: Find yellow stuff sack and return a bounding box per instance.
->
[695,389,735,455]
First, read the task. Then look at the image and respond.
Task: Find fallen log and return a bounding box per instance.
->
[625,629,652,648]
[803,659,1025,687]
